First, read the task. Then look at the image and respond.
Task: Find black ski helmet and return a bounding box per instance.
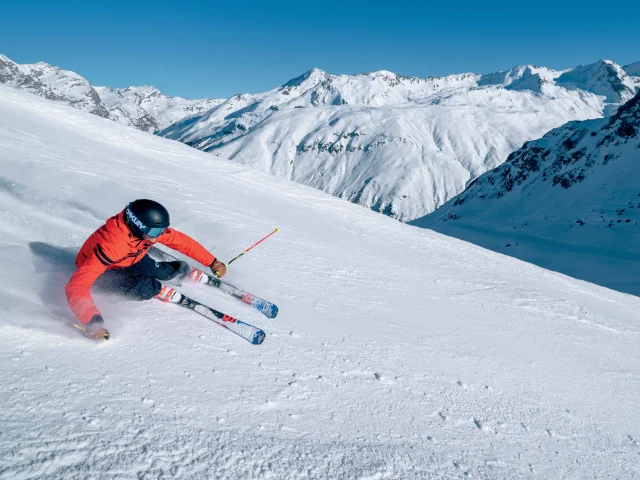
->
[125,199,170,238]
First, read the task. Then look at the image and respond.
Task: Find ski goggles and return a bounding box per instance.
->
[143,227,166,238]
[125,207,166,238]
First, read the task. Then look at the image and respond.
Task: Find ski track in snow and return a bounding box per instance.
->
[1,85,639,478]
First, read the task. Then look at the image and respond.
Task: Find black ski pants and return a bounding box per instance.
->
[95,255,188,301]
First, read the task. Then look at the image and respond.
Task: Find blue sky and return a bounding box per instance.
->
[2,0,639,99]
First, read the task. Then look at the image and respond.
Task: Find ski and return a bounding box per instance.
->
[149,246,278,319]
[188,267,279,319]
[156,285,265,345]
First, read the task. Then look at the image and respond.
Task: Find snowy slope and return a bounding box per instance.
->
[159,61,639,221]
[2,84,640,478]
[411,91,640,296]
[0,53,221,133]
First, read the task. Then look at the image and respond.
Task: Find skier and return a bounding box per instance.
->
[65,199,227,340]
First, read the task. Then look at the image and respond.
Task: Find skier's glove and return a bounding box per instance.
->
[210,259,227,278]
[85,314,110,341]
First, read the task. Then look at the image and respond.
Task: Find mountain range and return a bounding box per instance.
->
[159,60,639,221]
[1,53,638,222]
[0,54,222,132]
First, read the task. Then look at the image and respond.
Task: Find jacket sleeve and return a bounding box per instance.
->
[65,250,109,325]
[159,228,216,267]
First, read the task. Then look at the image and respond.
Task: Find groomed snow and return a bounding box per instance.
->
[1,85,639,478]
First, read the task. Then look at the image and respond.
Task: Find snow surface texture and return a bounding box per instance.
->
[159,60,640,222]
[1,85,640,479]
[411,91,640,296]
[0,54,222,133]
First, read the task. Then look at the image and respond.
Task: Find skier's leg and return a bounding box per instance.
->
[125,275,163,301]
[93,255,187,301]
[127,254,189,281]
[94,269,162,300]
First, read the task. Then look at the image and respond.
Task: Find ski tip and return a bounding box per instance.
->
[251,330,266,345]
[255,302,278,319]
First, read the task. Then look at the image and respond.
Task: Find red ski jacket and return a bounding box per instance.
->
[65,209,216,324]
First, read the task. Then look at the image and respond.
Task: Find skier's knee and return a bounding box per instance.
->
[128,277,162,301]
[164,261,190,281]
[150,260,190,281]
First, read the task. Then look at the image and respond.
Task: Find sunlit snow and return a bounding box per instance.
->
[1,84,639,478]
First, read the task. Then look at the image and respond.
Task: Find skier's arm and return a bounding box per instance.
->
[158,228,216,267]
[65,256,107,325]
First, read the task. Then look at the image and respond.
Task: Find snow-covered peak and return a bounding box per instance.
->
[366,69,397,77]
[282,67,331,88]
[122,84,164,94]
[0,53,223,132]
[19,61,89,86]
[275,67,481,108]
[114,85,169,101]
[0,55,109,118]
[556,59,637,107]
[479,65,561,92]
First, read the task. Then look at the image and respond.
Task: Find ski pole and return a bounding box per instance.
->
[215,227,280,276]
